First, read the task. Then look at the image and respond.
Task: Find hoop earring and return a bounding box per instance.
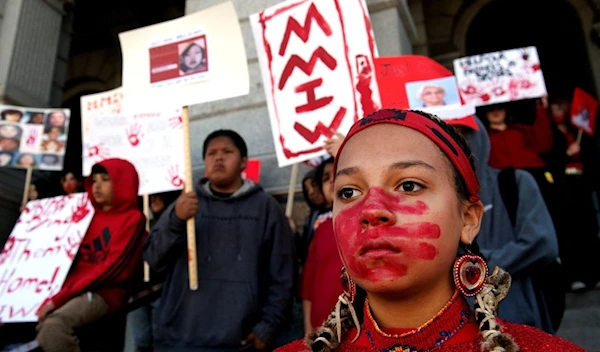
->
[340,267,356,303]
[453,244,488,297]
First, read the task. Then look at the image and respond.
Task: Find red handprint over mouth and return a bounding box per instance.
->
[26,128,39,147]
[169,115,183,129]
[88,143,110,159]
[167,165,184,188]
[70,194,91,224]
[126,123,143,147]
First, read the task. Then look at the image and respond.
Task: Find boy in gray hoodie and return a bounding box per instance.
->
[144,130,294,351]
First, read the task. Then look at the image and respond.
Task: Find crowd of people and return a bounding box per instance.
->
[0,95,596,351]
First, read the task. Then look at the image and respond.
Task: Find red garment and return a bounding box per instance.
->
[301,210,343,328]
[488,105,553,170]
[52,159,146,312]
[277,293,583,351]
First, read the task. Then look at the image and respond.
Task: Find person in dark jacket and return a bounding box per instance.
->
[459,116,559,333]
[144,130,295,352]
[126,191,180,352]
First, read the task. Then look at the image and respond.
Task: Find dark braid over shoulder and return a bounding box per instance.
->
[307,288,366,352]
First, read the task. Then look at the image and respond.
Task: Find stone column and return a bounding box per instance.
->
[0,0,65,107]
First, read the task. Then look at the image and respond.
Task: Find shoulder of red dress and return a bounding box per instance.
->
[275,339,310,352]
[501,322,585,351]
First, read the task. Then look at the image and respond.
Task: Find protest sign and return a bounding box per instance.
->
[375,56,477,129]
[81,88,185,195]
[251,0,381,167]
[570,87,598,136]
[453,46,547,106]
[0,105,70,171]
[118,2,249,111]
[0,193,93,322]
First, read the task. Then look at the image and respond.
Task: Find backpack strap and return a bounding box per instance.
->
[497,168,519,227]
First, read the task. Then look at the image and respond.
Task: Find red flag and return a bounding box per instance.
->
[570,87,598,136]
[242,159,261,184]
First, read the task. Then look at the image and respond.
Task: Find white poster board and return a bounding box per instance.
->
[251,0,381,167]
[81,88,185,195]
[0,105,71,171]
[118,2,249,111]
[0,193,93,322]
[453,46,547,106]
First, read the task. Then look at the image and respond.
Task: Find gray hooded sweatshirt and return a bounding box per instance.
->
[144,179,294,351]
[465,117,559,333]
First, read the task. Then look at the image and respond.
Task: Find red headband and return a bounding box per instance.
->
[333,109,480,203]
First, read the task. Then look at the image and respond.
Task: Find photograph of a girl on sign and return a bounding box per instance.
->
[178,39,207,76]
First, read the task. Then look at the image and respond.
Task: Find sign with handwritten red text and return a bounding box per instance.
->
[0,193,93,322]
[0,105,70,171]
[251,0,380,167]
[81,88,185,195]
[453,46,547,107]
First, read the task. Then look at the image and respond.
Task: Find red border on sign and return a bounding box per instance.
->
[258,0,376,159]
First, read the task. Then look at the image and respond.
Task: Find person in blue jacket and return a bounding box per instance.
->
[460,116,560,333]
[144,130,295,351]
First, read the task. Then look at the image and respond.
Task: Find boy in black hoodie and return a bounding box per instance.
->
[144,130,294,352]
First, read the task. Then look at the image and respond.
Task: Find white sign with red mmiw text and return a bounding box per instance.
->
[251,0,380,167]
[81,88,185,195]
[0,193,94,323]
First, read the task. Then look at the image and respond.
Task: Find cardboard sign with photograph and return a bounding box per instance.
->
[405,77,462,109]
[119,2,248,110]
[0,105,70,171]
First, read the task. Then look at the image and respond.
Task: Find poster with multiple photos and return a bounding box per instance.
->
[0,105,70,171]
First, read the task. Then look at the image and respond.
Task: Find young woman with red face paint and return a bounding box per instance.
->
[277,109,583,352]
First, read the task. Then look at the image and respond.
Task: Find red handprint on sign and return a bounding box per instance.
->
[167,165,184,188]
[126,123,143,147]
[169,115,183,129]
[70,194,91,224]
[88,143,110,159]
[26,128,39,147]
[492,86,506,97]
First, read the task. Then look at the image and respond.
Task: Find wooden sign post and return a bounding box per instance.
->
[142,194,151,283]
[285,164,299,218]
[182,106,198,290]
[21,166,33,209]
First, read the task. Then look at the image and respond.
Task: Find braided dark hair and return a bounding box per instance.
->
[308,110,516,352]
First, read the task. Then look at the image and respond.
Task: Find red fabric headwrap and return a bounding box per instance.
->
[333,109,481,203]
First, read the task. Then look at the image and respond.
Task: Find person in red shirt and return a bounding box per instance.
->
[36,159,146,352]
[484,99,553,170]
[483,98,557,217]
[301,157,344,334]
